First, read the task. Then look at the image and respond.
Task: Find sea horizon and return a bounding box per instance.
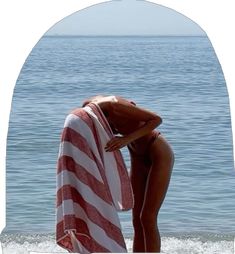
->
[44,34,206,38]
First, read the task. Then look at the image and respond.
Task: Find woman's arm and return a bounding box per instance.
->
[105,99,162,152]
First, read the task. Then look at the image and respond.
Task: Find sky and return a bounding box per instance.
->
[46,0,205,36]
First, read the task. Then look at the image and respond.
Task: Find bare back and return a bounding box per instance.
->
[85,95,149,134]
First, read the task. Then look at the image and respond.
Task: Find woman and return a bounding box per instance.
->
[82,95,174,253]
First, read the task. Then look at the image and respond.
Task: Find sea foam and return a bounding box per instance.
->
[0,233,234,254]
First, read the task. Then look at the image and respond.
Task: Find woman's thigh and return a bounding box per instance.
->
[141,135,174,217]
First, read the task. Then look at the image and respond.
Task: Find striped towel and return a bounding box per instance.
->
[56,103,134,253]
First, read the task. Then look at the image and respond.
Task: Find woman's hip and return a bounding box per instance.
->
[150,133,175,165]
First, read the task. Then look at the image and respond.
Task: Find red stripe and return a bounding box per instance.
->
[61,127,95,161]
[56,215,110,252]
[57,185,126,248]
[57,155,112,205]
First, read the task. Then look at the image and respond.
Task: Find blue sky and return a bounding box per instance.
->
[46,0,205,36]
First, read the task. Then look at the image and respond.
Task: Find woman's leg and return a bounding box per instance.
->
[140,136,174,252]
[130,155,149,252]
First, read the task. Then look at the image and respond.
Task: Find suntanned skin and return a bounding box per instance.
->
[82,95,174,253]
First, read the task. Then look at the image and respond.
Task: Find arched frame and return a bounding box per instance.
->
[0,0,234,235]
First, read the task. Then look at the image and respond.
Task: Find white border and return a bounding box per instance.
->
[0,0,234,240]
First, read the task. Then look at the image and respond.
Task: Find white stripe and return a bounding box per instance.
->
[84,106,123,210]
[58,141,103,183]
[57,200,126,253]
[103,152,123,210]
[57,170,121,228]
[64,114,103,165]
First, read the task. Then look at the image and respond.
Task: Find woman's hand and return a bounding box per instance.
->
[105,136,130,152]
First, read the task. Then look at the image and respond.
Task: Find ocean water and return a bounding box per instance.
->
[2,36,235,253]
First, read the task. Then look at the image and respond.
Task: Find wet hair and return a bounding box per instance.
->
[81,95,105,107]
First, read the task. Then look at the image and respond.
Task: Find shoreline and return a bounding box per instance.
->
[0,232,234,254]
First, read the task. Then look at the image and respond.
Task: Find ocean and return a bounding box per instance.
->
[2,36,235,253]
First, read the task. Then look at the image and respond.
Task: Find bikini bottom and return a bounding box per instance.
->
[127,131,160,167]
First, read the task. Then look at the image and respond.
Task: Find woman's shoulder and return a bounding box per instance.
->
[99,96,137,115]
[115,96,136,106]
